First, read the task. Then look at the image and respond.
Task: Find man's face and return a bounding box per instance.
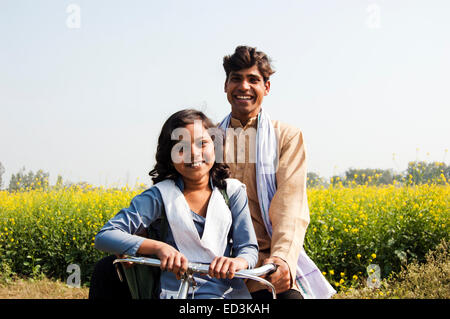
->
[224,65,270,121]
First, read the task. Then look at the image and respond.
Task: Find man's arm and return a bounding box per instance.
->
[266,126,310,291]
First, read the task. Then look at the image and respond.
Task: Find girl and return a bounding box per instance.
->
[94,109,258,299]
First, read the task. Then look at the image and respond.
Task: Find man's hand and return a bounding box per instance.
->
[263,256,291,293]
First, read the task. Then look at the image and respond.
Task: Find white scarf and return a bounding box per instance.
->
[219,109,336,299]
[154,179,232,263]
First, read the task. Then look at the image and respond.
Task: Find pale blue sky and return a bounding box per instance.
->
[1,0,449,187]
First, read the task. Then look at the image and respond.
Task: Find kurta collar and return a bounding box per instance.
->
[230,115,258,130]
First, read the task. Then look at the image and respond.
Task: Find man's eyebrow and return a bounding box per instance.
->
[229,72,262,79]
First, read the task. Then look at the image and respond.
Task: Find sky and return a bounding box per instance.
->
[1,0,449,188]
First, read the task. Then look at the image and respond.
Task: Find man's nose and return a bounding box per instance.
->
[238,80,251,90]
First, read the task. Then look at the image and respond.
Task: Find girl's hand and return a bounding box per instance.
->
[155,242,189,280]
[208,257,248,279]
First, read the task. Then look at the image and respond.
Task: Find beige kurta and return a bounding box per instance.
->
[225,116,310,293]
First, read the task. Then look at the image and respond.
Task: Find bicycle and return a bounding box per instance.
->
[113,256,278,299]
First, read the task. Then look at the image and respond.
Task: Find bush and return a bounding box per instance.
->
[333,239,449,298]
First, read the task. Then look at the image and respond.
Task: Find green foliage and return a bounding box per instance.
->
[8,167,50,192]
[307,172,328,188]
[343,168,402,186]
[325,161,449,187]
[406,161,449,185]
[334,240,450,299]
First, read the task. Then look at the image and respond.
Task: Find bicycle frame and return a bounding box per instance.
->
[113,256,278,299]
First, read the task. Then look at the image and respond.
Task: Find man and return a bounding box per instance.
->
[219,46,335,299]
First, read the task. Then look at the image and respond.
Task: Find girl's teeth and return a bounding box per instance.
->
[189,162,203,167]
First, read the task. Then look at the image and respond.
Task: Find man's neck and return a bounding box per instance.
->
[231,109,260,127]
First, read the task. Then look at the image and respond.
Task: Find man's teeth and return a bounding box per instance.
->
[236,95,252,100]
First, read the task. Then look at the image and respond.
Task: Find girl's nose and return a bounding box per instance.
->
[191,142,203,159]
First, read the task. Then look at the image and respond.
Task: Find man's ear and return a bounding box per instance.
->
[224,80,228,93]
[264,80,271,96]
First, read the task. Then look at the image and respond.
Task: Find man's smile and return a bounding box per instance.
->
[233,94,254,101]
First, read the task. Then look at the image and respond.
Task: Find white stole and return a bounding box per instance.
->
[154,179,232,263]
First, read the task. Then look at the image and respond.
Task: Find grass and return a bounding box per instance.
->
[1,240,447,299]
[0,276,89,299]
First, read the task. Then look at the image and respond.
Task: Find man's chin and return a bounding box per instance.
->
[232,104,260,118]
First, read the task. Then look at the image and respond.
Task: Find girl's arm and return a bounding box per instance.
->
[95,187,188,277]
[95,187,163,256]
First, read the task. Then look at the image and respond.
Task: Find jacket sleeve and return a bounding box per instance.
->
[94,187,164,256]
[269,129,310,287]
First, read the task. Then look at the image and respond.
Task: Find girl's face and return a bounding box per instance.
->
[171,122,215,184]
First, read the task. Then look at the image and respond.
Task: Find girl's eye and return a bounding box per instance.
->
[176,141,190,153]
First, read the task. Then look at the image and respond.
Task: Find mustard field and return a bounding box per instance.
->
[1,183,449,291]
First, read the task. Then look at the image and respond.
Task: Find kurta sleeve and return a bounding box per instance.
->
[94,187,164,256]
[269,128,310,287]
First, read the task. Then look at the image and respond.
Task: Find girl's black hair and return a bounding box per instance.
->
[149,109,230,189]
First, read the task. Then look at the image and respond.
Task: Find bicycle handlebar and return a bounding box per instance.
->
[113,256,278,299]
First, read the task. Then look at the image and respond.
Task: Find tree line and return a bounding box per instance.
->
[0,160,449,191]
[0,165,68,192]
[307,161,449,188]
